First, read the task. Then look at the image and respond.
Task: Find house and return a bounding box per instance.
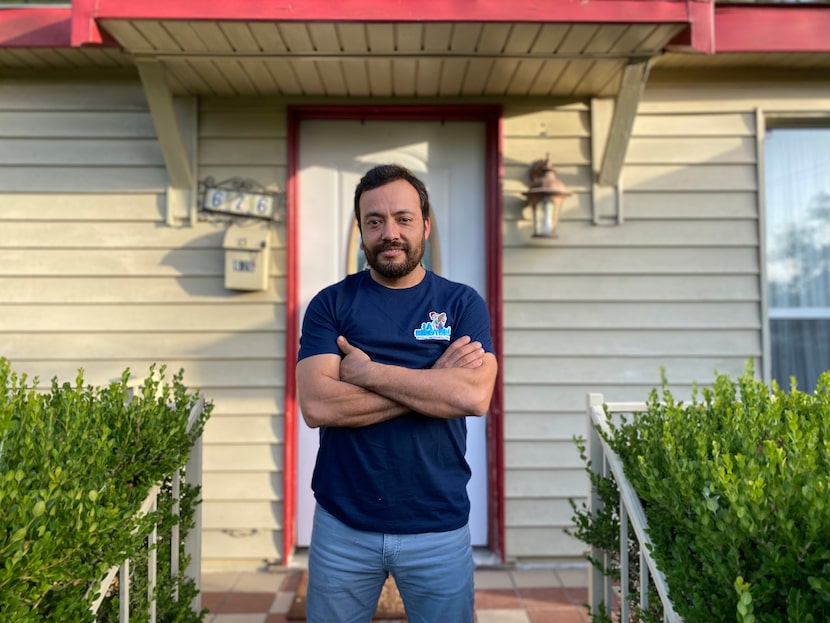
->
[2,0,829,570]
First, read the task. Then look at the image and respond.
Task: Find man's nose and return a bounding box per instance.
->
[382,220,400,240]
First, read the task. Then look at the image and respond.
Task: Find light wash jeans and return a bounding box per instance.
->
[307,503,474,623]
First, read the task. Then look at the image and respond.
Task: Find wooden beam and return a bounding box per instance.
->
[597,58,650,187]
[136,59,194,190]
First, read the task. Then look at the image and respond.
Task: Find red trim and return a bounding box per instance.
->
[666,0,714,54]
[485,113,506,562]
[85,0,694,24]
[668,4,830,54]
[0,8,71,47]
[6,1,830,55]
[714,5,830,53]
[283,112,301,565]
[284,104,506,563]
[70,0,106,47]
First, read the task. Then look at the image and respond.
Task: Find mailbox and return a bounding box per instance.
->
[223,223,271,291]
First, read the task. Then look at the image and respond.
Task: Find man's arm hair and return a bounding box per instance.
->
[296,353,406,429]
[337,335,497,420]
[296,335,492,428]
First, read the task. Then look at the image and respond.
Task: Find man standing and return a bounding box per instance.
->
[296,164,498,623]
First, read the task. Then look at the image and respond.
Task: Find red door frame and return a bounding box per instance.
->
[283,105,505,563]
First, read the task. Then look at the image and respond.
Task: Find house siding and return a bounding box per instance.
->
[500,86,765,560]
[0,82,289,570]
[197,96,287,569]
[3,73,828,567]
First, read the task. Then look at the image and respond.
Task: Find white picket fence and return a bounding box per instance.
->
[88,395,204,621]
[586,393,683,623]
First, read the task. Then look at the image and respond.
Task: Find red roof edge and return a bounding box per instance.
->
[0,8,72,47]
[0,4,117,49]
[714,5,830,53]
[70,0,105,46]
[666,0,715,54]
[80,0,696,23]
[668,4,830,54]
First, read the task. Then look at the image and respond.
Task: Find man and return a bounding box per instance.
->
[296,163,498,623]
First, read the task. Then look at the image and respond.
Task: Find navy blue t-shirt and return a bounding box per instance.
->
[298,270,494,534]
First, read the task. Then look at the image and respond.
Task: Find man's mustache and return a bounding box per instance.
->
[373,242,408,252]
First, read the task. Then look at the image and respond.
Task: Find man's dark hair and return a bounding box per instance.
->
[353,164,430,230]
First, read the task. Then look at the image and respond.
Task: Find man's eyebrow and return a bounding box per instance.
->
[362,207,418,219]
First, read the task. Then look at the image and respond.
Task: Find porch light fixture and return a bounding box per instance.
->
[523,156,571,238]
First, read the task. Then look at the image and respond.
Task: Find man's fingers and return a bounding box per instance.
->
[337,335,354,354]
[433,336,485,369]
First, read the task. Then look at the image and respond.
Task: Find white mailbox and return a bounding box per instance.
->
[223,223,271,291]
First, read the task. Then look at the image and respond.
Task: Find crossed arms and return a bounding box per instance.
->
[296,335,498,429]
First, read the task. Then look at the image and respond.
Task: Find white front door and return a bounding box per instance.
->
[296,118,488,546]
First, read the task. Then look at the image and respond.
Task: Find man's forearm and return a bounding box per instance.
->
[300,379,408,428]
[296,355,409,428]
[336,335,497,419]
[345,360,496,418]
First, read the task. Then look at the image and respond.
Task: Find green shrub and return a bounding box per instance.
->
[571,364,830,622]
[0,358,211,622]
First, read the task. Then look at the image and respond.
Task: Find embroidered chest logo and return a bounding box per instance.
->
[413,311,452,341]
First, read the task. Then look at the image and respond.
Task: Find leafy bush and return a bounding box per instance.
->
[0,358,211,622]
[571,364,830,622]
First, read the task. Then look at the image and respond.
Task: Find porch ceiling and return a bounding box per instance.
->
[0,18,685,98]
[87,20,685,98]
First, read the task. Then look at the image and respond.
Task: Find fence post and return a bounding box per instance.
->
[184,396,205,613]
[586,393,606,616]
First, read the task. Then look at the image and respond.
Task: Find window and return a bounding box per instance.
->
[765,127,830,392]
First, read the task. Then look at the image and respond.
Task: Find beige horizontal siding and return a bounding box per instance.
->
[0,83,288,571]
[502,247,759,274]
[0,277,285,303]
[0,333,284,360]
[500,94,766,563]
[202,501,282,529]
[503,329,761,356]
[504,302,760,329]
[504,275,759,301]
[203,472,282,501]
[622,191,758,219]
[0,193,166,221]
[504,383,686,413]
[0,111,157,137]
[203,415,284,444]
[0,249,286,276]
[197,96,288,569]
[504,220,759,247]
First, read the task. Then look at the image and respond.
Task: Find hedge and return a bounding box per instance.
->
[0,358,212,622]
[570,364,830,623]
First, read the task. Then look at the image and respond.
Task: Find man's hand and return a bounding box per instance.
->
[433,335,486,369]
[337,335,373,387]
[335,333,496,419]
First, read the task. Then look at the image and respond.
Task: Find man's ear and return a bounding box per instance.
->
[424,217,431,240]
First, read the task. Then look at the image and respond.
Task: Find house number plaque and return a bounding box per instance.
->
[200,177,281,220]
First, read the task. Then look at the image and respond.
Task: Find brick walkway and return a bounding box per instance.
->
[201,566,590,623]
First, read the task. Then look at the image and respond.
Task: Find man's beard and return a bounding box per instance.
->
[363,237,425,280]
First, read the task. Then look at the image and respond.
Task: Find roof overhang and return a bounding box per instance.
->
[3,1,709,101]
[3,1,830,188]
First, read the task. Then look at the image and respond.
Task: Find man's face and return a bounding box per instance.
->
[358,179,430,283]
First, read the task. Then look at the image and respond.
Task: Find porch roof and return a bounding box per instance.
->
[2,1,829,99]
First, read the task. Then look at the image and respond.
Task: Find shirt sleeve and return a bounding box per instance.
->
[297,289,342,361]
[454,287,495,355]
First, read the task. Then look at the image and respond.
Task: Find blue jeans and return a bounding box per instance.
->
[307,504,474,623]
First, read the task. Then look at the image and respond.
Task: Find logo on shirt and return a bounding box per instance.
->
[414,311,452,341]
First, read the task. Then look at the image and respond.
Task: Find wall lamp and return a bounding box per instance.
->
[522,156,571,238]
